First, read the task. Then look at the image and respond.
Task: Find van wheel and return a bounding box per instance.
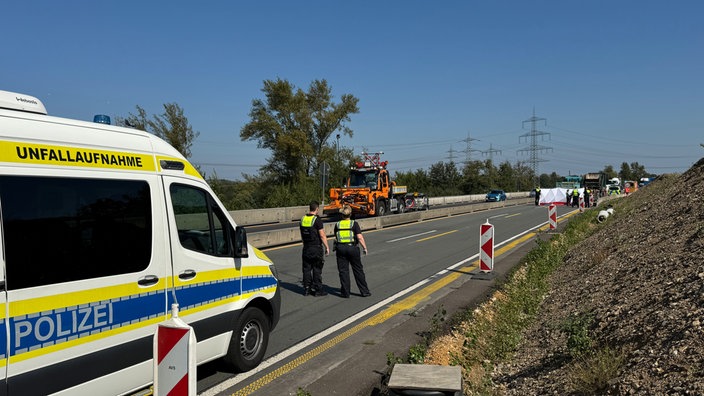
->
[223,307,269,372]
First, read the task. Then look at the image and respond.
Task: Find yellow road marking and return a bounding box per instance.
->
[416,229,458,242]
[231,224,550,395]
[505,213,521,218]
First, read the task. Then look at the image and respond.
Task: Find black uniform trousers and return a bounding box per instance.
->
[335,243,370,297]
[302,244,325,292]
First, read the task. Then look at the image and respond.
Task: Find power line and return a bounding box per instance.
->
[459,131,481,164]
[481,143,502,164]
[517,109,552,183]
[446,145,457,163]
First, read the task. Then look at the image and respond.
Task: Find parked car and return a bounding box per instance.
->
[486,189,507,202]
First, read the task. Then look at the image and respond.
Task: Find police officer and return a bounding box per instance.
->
[300,201,330,296]
[584,188,591,208]
[334,205,371,298]
[534,187,541,206]
[572,188,579,207]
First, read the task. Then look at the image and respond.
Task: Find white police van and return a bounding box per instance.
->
[0,90,281,395]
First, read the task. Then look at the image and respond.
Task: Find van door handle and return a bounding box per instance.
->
[178,269,196,281]
[137,275,159,287]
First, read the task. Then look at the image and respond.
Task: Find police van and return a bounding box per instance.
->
[0,90,281,395]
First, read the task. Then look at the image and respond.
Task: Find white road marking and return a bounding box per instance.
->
[386,230,437,243]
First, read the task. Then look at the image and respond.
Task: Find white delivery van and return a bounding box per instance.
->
[0,90,281,395]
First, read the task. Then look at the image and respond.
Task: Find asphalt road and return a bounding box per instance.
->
[198,202,578,395]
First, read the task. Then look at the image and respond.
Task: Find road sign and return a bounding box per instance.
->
[548,204,557,230]
[479,221,494,272]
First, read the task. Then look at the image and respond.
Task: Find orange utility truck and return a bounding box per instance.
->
[324,152,408,216]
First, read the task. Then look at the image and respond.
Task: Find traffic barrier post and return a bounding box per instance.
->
[479,220,494,272]
[154,304,197,396]
[548,204,557,230]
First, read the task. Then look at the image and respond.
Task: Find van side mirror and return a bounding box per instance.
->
[234,226,249,258]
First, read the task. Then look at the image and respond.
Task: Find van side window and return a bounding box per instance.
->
[170,184,232,257]
[0,176,152,290]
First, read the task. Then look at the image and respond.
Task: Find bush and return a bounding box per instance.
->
[568,347,625,394]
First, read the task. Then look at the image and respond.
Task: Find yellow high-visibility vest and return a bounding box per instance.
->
[301,215,318,243]
[336,219,355,244]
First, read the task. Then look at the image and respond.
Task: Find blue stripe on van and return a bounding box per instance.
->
[0,318,6,360]
[168,274,276,310]
[243,275,278,293]
[9,290,166,357]
[6,274,276,360]
[172,277,240,310]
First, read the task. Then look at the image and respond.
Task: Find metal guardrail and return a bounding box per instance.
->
[245,197,532,249]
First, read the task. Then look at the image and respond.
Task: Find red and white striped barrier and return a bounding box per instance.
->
[479,221,494,272]
[579,196,585,212]
[548,204,557,230]
[154,304,197,396]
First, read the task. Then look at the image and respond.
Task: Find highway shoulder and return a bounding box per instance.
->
[238,231,546,396]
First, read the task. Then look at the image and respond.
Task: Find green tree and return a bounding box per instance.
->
[627,161,649,181]
[394,168,432,193]
[429,161,462,196]
[513,161,534,192]
[460,160,490,194]
[117,103,199,159]
[618,162,633,181]
[495,161,516,191]
[602,165,617,180]
[241,78,359,185]
[538,172,559,189]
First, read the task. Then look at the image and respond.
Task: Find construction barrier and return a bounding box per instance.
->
[548,204,557,230]
[154,304,197,396]
[479,221,494,272]
[579,196,585,213]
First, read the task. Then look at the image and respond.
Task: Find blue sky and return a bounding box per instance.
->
[3,1,702,181]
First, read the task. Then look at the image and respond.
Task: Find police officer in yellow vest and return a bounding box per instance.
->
[572,188,579,207]
[334,205,371,298]
[534,187,541,206]
[584,188,591,208]
[300,201,330,296]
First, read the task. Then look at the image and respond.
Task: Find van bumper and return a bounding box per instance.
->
[270,281,282,330]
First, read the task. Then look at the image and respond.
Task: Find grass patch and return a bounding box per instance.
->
[567,346,626,394]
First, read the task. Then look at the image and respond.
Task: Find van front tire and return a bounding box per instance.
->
[223,307,270,372]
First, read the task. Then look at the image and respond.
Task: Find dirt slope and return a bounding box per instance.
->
[494,159,704,395]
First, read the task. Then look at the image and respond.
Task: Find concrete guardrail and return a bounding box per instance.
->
[229,191,530,227]
[245,197,532,249]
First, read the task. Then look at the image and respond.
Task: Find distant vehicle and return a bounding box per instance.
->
[640,177,655,186]
[556,175,582,189]
[324,152,407,217]
[404,192,429,211]
[583,172,606,196]
[486,190,507,202]
[624,180,638,195]
[608,184,621,195]
[606,177,621,195]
